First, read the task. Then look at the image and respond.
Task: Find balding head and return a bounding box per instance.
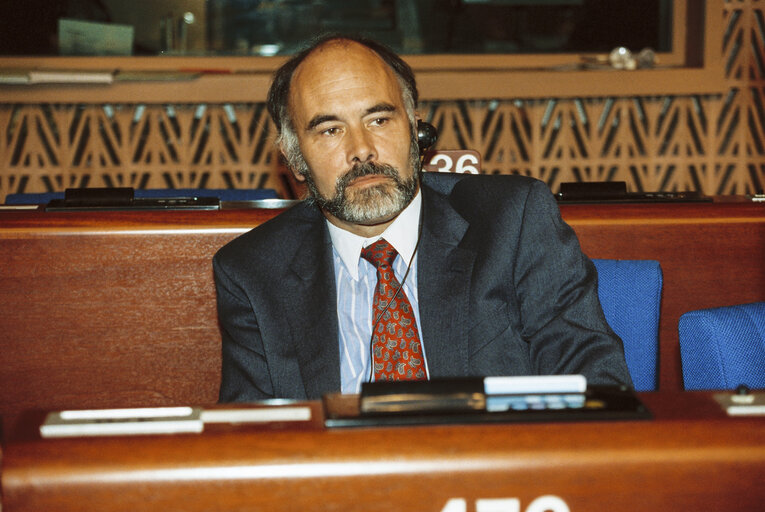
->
[267,35,418,144]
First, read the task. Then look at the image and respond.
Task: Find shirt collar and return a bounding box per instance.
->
[327,189,422,281]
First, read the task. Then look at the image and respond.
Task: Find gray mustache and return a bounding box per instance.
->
[338,162,399,188]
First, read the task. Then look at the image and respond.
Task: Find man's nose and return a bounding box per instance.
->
[346,126,377,165]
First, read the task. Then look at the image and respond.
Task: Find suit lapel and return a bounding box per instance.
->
[417,185,476,378]
[284,208,341,398]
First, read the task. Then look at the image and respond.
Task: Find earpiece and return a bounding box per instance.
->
[417,120,438,154]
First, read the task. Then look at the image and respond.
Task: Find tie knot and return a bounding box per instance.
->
[361,238,398,270]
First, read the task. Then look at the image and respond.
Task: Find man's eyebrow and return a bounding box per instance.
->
[305,103,398,132]
[365,103,397,116]
[306,114,339,132]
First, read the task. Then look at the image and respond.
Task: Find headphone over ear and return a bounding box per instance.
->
[417,120,438,154]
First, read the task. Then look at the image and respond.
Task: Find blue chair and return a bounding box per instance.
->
[592,259,663,391]
[4,188,278,204]
[4,192,62,204]
[679,302,765,391]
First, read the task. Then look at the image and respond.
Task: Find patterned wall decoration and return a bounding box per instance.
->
[420,96,746,194]
[0,0,763,202]
[0,103,280,199]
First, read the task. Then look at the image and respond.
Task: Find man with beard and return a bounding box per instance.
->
[214,35,633,402]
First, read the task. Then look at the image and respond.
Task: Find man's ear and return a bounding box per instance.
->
[292,169,307,183]
[279,143,306,182]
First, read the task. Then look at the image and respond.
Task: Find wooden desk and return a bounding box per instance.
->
[0,200,763,436]
[2,392,764,511]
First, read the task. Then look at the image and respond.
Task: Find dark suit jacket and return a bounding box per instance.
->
[214,173,633,401]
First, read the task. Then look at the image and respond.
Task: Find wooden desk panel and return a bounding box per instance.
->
[0,209,266,435]
[0,201,763,435]
[2,233,223,403]
[2,393,764,512]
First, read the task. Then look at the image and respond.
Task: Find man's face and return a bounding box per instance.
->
[284,41,419,235]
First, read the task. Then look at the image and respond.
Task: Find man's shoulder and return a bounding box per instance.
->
[422,172,551,218]
[214,200,320,264]
[422,171,541,197]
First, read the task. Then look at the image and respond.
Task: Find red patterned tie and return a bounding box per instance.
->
[361,238,426,381]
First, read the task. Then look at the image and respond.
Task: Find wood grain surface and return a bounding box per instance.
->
[2,392,763,512]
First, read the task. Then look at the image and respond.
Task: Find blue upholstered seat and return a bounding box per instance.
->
[3,192,62,204]
[4,188,278,204]
[679,302,765,390]
[592,259,663,391]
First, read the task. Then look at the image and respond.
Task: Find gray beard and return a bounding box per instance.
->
[299,138,421,225]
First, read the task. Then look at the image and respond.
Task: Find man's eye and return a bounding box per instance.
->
[321,127,341,136]
[370,117,389,127]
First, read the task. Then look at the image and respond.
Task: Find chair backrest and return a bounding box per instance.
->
[679,302,765,390]
[4,188,278,204]
[4,192,62,204]
[592,259,663,391]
